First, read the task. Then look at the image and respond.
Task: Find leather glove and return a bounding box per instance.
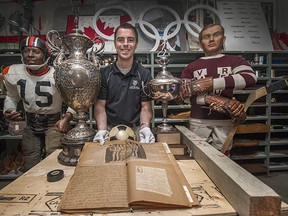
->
[139,127,155,143]
[190,77,213,95]
[93,130,109,145]
[204,95,246,123]
[174,79,191,104]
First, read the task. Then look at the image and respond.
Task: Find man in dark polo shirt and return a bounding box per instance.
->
[93,23,155,144]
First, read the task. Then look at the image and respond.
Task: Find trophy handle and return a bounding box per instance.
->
[91,36,105,54]
[46,30,62,56]
[142,82,151,97]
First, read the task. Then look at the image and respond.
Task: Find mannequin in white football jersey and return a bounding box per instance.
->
[2,36,73,172]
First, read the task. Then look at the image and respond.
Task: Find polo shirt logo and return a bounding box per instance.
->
[129,80,140,90]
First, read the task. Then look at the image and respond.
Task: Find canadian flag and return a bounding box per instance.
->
[67,15,131,41]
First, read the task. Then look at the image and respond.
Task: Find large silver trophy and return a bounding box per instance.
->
[146,45,181,131]
[46,17,104,166]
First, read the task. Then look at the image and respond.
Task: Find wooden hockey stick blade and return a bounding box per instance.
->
[221,79,288,153]
[244,79,288,111]
[221,125,238,153]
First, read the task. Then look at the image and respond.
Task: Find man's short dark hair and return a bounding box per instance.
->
[199,24,225,41]
[114,22,138,42]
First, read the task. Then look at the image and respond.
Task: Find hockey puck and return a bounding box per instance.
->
[47,169,64,182]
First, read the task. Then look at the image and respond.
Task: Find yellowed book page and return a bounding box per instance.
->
[59,141,199,213]
[126,142,199,208]
[127,161,194,208]
[59,142,129,213]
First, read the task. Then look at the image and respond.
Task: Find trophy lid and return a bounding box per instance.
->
[151,45,181,85]
[62,6,93,48]
[65,27,91,39]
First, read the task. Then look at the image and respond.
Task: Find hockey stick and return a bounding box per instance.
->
[221,79,288,153]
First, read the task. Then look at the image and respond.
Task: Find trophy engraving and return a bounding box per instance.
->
[46,15,104,166]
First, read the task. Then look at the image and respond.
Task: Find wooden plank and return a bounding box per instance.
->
[236,124,270,134]
[176,125,282,216]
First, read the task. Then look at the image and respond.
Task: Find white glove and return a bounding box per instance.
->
[139,127,155,143]
[93,130,109,145]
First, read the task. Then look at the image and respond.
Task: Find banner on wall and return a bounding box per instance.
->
[67,15,132,52]
[217,1,273,51]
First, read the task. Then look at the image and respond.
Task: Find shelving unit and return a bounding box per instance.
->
[143,51,288,174]
[0,53,23,180]
[1,51,288,174]
[268,51,288,171]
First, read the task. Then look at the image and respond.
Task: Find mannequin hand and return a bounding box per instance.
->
[174,79,191,104]
[4,110,23,121]
[93,130,109,145]
[55,118,71,133]
[139,127,155,143]
[204,95,246,123]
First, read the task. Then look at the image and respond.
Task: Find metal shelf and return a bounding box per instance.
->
[0,134,22,140]
[154,118,189,124]
[231,152,267,160]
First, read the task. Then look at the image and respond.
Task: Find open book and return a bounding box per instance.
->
[58,140,199,214]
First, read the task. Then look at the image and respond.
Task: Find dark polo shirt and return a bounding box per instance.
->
[97,60,152,126]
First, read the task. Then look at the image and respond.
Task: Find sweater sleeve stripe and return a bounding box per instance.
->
[233,74,247,89]
[233,65,254,74]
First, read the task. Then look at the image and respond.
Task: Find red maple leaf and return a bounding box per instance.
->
[96,19,114,36]
[83,26,97,40]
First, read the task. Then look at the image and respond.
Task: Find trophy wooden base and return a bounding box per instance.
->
[153,128,187,156]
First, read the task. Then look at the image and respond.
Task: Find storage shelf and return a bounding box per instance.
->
[269,164,288,171]
[271,103,288,107]
[271,115,288,120]
[154,105,191,110]
[154,118,189,123]
[231,152,267,160]
[269,152,288,158]
[1,51,288,174]
[246,115,269,120]
[271,64,288,67]
[270,139,288,145]
[270,129,288,133]
[0,134,22,140]
[151,51,288,174]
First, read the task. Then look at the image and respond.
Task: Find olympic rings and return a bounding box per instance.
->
[92,4,222,51]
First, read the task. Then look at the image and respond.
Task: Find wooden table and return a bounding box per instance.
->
[1,126,288,216]
[0,150,237,215]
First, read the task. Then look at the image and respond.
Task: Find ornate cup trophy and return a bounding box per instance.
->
[46,17,104,166]
[146,46,181,131]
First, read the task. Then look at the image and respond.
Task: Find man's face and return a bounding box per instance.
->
[22,46,45,65]
[114,28,137,61]
[199,25,226,56]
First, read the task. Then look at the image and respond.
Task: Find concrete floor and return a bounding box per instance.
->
[0,179,11,189]
[255,171,288,204]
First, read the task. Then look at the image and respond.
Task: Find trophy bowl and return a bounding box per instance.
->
[146,53,181,131]
[147,78,181,101]
[46,28,104,166]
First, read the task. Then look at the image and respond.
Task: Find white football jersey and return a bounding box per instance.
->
[3,64,63,114]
